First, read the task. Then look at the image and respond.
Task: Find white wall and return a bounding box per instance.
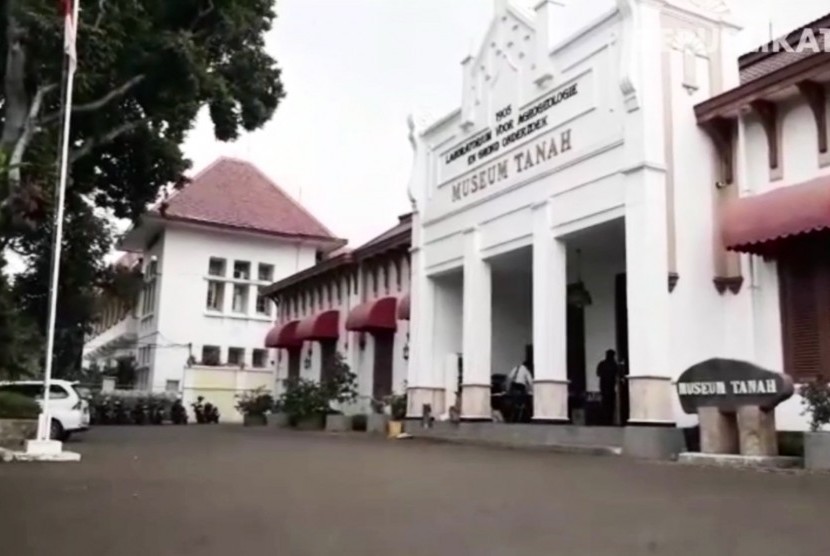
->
[272,251,412,414]
[571,249,625,392]
[490,269,532,376]
[431,275,463,373]
[148,223,317,392]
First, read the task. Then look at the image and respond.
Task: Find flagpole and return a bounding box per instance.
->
[37,0,80,442]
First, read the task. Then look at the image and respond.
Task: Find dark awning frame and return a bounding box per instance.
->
[345,297,398,333]
[296,310,340,342]
[264,320,303,349]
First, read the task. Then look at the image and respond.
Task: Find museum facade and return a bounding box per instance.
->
[403,0,830,451]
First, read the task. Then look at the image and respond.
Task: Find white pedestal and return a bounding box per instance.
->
[25,439,63,455]
[17,439,82,462]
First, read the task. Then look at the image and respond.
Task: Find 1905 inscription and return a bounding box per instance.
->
[443,83,579,169]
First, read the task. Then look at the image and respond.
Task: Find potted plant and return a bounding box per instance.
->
[800,379,830,469]
[275,354,358,431]
[384,391,408,438]
[0,392,40,449]
[367,398,389,434]
[321,353,358,432]
[268,398,289,428]
[235,386,274,427]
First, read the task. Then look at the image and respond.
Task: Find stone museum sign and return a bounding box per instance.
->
[676,358,794,414]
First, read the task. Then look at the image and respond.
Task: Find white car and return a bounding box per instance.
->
[0,380,91,441]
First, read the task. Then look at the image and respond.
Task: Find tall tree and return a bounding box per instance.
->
[0,0,285,375]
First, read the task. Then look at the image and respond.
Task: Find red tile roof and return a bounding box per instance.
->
[153,157,342,243]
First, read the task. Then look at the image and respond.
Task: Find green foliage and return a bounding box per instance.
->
[0,392,40,420]
[235,386,274,417]
[386,392,408,421]
[1,0,285,378]
[276,353,358,425]
[0,263,42,381]
[800,379,830,432]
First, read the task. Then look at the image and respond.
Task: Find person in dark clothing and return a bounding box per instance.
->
[597,349,620,425]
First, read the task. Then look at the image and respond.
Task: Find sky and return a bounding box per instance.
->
[180,0,830,248]
[6,0,830,274]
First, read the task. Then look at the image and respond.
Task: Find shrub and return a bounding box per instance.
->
[0,392,40,420]
[275,352,358,426]
[385,392,407,421]
[235,386,274,417]
[800,379,830,432]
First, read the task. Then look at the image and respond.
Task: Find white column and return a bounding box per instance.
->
[532,202,569,422]
[625,168,673,425]
[406,246,444,418]
[618,0,674,427]
[461,228,492,420]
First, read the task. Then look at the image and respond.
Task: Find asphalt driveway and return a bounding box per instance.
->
[1,425,829,556]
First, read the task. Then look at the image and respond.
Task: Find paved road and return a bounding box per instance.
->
[1,426,829,556]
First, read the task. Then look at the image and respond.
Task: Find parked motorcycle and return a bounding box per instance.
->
[204,402,220,424]
[113,399,130,425]
[148,399,165,425]
[171,399,188,425]
[192,396,220,424]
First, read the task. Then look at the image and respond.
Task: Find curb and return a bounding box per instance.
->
[409,435,622,457]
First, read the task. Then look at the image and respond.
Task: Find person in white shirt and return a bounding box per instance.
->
[504,349,534,395]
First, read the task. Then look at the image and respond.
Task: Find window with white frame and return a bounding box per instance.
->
[227,347,245,366]
[141,279,157,317]
[233,261,251,280]
[256,294,270,316]
[202,345,220,366]
[165,380,180,392]
[206,281,225,311]
[258,264,274,282]
[232,284,249,313]
[252,349,268,368]
[208,257,226,277]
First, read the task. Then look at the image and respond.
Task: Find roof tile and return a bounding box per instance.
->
[156,157,340,241]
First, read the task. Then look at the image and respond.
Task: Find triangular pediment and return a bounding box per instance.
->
[461,4,537,131]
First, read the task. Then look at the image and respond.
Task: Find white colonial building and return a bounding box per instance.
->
[82,157,344,421]
[263,215,412,413]
[404,0,830,455]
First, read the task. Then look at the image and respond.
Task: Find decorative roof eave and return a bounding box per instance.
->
[694,53,830,123]
[261,252,356,298]
[118,212,346,253]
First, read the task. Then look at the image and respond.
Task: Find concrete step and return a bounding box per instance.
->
[413,435,622,457]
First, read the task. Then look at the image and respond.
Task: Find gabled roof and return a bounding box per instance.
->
[153,157,341,242]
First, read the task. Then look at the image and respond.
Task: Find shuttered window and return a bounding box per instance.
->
[778,237,830,381]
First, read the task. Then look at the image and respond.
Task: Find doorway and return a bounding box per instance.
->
[615,273,630,425]
[372,331,394,400]
[287,348,301,381]
[320,340,337,382]
[566,286,588,423]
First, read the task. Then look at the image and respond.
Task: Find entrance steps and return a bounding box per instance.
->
[404,421,624,456]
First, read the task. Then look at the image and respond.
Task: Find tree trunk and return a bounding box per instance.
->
[2,0,29,159]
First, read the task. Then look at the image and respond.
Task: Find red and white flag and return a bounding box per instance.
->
[61,0,78,74]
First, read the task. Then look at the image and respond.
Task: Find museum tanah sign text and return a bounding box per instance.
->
[439,74,589,205]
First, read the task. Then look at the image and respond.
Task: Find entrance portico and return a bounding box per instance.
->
[404,0,748,457]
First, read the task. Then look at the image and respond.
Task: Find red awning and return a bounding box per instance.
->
[295,310,340,341]
[722,176,830,256]
[264,320,302,349]
[397,293,410,321]
[346,297,398,333]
